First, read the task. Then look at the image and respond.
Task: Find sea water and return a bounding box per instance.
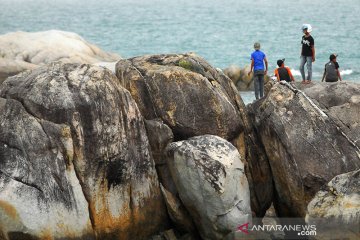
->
[0,0,359,103]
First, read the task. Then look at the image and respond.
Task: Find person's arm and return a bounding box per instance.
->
[335,62,342,81]
[311,45,315,62]
[275,69,280,81]
[337,69,342,81]
[248,58,254,76]
[311,37,315,62]
[264,57,268,75]
[287,67,295,82]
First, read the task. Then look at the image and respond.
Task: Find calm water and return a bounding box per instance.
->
[1,0,360,84]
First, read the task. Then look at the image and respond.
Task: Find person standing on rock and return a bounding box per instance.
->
[248,42,268,100]
[321,54,342,82]
[300,24,315,84]
[274,59,295,83]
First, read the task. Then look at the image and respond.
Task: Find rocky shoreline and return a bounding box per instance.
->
[0,31,359,240]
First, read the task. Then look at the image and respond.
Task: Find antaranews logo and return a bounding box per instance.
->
[237,223,249,234]
[236,222,317,237]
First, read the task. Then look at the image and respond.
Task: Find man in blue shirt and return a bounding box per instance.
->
[248,42,268,100]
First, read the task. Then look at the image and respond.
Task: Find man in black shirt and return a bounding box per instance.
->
[299,24,315,84]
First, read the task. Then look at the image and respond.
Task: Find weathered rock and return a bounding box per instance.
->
[223,65,271,91]
[0,30,120,83]
[306,169,360,239]
[144,119,195,233]
[115,53,243,140]
[145,119,174,165]
[93,61,118,73]
[303,82,360,148]
[115,53,273,218]
[144,119,177,193]
[223,65,252,91]
[166,135,252,240]
[160,185,196,234]
[0,62,167,239]
[249,82,360,218]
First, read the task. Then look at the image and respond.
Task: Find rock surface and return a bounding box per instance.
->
[115,53,243,140]
[166,135,252,240]
[0,62,167,239]
[303,82,360,148]
[223,65,270,91]
[306,169,360,239]
[144,119,195,233]
[248,82,360,218]
[116,53,273,218]
[160,185,196,234]
[0,30,120,82]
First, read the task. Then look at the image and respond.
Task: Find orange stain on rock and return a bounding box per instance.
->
[89,182,166,240]
[0,200,19,221]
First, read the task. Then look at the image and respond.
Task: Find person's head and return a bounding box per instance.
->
[329,54,337,62]
[254,42,261,50]
[277,58,285,67]
[302,24,312,35]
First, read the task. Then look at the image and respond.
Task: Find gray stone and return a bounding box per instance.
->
[223,65,271,91]
[306,169,360,239]
[0,30,120,83]
[116,53,273,218]
[249,81,360,218]
[115,53,243,140]
[0,62,167,239]
[303,82,360,148]
[160,185,196,234]
[166,135,252,240]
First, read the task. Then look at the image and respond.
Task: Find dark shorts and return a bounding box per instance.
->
[325,78,338,82]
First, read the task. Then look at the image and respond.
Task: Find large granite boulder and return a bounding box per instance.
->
[165,135,252,240]
[306,169,360,239]
[115,53,243,140]
[115,53,273,217]
[223,65,271,91]
[223,65,253,91]
[0,30,120,83]
[0,62,167,239]
[248,82,360,218]
[303,82,360,148]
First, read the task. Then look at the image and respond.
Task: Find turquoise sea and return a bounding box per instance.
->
[1,0,360,85]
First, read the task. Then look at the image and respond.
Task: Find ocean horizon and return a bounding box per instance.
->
[1,0,360,84]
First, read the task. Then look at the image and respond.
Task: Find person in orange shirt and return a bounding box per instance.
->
[274,59,295,82]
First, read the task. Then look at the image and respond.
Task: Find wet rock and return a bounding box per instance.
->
[306,169,360,239]
[0,62,167,239]
[249,82,360,218]
[0,30,120,83]
[166,135,252,240]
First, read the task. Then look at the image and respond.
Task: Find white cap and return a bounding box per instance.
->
[302,24,312,32]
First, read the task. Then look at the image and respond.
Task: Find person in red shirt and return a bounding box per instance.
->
[274,59,295,82]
